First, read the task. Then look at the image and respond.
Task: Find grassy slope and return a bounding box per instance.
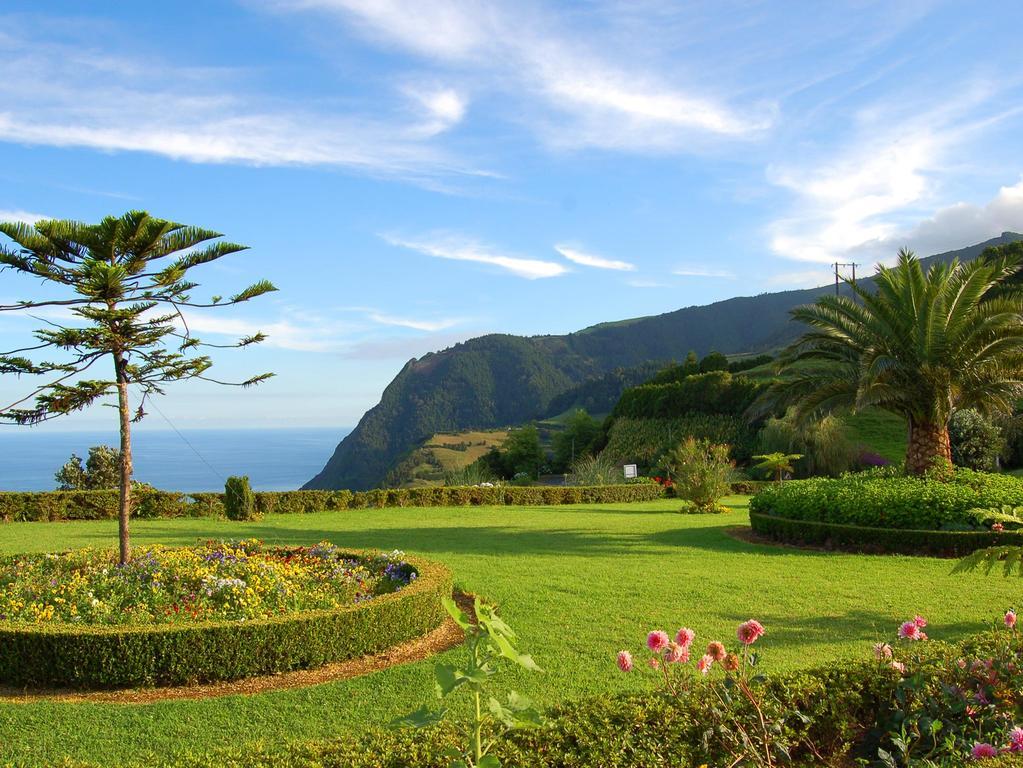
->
[843,409,907,463]
[0,500,1016,765]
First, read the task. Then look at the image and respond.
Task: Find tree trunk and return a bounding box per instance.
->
[114,350,133,564]
[905,419,951,476]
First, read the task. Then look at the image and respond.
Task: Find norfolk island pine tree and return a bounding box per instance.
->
[0,211,276,563]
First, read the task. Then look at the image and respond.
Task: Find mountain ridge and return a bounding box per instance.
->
[304,233,1023,490]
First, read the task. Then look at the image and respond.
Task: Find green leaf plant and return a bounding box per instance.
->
[391,596,543,768]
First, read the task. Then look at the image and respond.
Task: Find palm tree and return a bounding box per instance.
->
[761,249,1023,475]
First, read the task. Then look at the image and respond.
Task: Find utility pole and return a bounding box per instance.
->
[833,262,859,296]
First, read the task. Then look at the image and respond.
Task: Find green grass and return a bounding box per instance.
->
[0,498,1015,765]
[844,408,907,463]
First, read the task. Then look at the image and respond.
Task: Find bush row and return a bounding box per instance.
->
[611,371,767,420]
[0,484,666,522]
[0,553,451,689]
[602,414,758,467]
[748,469,1023,530]
[749,510,1023,556]
[93,632,1023,768]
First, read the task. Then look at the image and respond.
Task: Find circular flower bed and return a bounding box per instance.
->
[0,540,452,689]
[0,539,417,625]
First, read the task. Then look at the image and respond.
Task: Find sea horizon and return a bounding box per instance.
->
[0,426,351,492]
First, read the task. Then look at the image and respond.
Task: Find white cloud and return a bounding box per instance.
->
[672,265,735,278]
[765,85,1022,265]
[403,85,469,137]
[0,209,47,224]
[269,0,773,152]
[178,309,357,353]
[368,312,463,332]
[0,28,484,181]
[382,233,567,279]
[554,244,635,271]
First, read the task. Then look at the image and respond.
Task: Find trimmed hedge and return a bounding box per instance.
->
[748,469,1023,530]
[0,484,666,523]
[0,552,451,688]
[92,632,1023,768]
[749,510,1023,556]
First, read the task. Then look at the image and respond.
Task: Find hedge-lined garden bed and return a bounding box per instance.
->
[749,469,1023,530]
[749,510,1023,556]
[0,484,666,522]
[0,548,452,688]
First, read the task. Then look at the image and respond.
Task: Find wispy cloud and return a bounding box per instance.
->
[554,244,635,271]
[267,0,774,152]
[766,83,1023,264]
[341,330,481,360]
[0,209,47,224]
[0,26,485,182]
[368,312,464,332]
[672,265,735,278]
[382,232,567,279]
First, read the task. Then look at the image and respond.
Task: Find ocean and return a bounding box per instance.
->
[0,427,350,492]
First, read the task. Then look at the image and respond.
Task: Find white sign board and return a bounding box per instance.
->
[623,464,638,479]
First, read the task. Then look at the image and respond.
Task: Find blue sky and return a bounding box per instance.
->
[1,0,1022,430]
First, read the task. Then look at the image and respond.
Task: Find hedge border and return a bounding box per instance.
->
[749,510,1023,556]
[0,484,667,523]
[0,551,452,689]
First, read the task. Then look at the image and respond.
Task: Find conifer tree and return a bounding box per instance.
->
[0,211,276,562]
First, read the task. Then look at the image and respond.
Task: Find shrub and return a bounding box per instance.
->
[224,476,257,521]
[661,437,734,513]
[0,550,451,688]
[748,469,1023,530]
[749,510,1023,556]
[0,484,665,524]
[570,453,621,486]
[756,409,856,478]
[950,408,1004,471]
[612,371,766,420]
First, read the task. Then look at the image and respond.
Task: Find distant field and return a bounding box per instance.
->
[0,499,1015,765]
[423,429,509,470]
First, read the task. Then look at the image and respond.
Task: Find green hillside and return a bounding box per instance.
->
[305,234,1022,490]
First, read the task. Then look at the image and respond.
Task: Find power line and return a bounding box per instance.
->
[136,388,225,484]
[833,262,859,296]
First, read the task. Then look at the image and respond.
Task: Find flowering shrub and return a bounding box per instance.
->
[617,618,807,767]
[0,540,417,626]
[875,614,1023,765]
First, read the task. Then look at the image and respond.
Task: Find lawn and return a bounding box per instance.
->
[0,497,1016,765]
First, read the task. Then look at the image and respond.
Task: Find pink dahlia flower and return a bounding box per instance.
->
[696,654,713,675]
[899,621,921,640]
[707,641,727,661]
[1010,727,1023,752]
[665,642,689,664]
[649,657,660,670]
[616,650,633,672]
[891,660,906,675]
[737,619,765,646]
[675,627,695,648]
[971,742,998,759]
[873,642,893,660]
[1006,610,1017,629]
[913,615,927,628]
[647,630,670,653]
